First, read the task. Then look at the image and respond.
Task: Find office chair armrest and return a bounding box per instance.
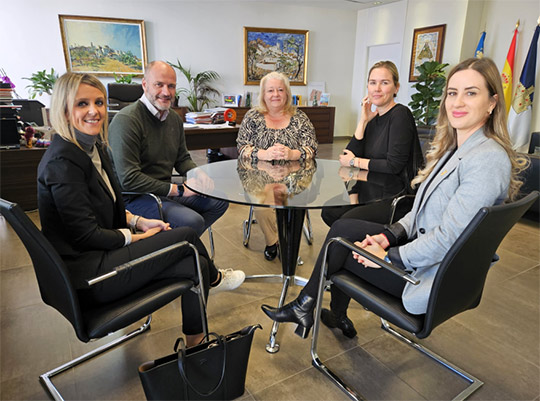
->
[329,237,420,285]
[87,241,204,286]
[122,192,164,221]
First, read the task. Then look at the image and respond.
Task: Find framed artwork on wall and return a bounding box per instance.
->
[408,24,446,82]
[59,15,147,77]
[244,27,309,86]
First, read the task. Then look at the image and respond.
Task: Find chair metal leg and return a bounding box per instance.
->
[380,319,484,400]
[207,226,215,261]
[243,206,256,247]
[40,315,153,401]
[303,210,314,245]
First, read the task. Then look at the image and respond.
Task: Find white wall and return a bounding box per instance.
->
[2,0,358,136]
[3,0,539,136]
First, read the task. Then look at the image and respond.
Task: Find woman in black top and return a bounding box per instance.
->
[322,60,422,226]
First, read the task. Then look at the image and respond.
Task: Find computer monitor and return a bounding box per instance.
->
[12,99,45,126]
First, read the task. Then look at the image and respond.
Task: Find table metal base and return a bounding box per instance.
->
[246,207,308,353]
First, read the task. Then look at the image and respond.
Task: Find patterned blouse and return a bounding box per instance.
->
[237,109,318,161]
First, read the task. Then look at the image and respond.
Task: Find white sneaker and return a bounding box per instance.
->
[211,268,246,294]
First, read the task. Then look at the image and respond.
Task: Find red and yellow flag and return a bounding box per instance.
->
[501,22,519,114]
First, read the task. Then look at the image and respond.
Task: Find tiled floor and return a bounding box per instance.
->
[1,139,539,400]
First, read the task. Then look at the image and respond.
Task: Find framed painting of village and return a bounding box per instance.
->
[59,15,147,77]
[408,24,446,82]
[244,27,309,85]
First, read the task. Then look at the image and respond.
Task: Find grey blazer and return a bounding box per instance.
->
[388,128,511,314]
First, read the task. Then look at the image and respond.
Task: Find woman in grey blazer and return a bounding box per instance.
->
[262,57,528,339]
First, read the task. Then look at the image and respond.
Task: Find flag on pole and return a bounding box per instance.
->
[475,31,486,58]
[501,22,519,114]
[508,23,540,152]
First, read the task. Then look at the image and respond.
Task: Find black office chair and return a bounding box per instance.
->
[107,83,144,111]
[310,191,539,401]
[0,198,208,401]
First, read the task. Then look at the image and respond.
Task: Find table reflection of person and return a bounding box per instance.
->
[237,71,317,261]
[237,158,316,208]
[322,168,407,225]
[262,57,527,340]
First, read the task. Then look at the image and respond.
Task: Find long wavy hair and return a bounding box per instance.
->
[256,71,296,115]
[411,57,527,201]
[50,72,109,149]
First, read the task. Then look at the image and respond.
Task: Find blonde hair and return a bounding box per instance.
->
[256,71,296,115]
[50,72,109,149]
[369,61,400,97]
[411,57,527,201]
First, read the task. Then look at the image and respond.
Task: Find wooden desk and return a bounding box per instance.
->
[176,106,335,151]
[0,147,47,210]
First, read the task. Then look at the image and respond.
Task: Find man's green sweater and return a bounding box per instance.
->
[109,101,197,196]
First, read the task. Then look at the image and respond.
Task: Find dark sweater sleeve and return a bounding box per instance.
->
[109,110,172,196]
[367,105,416,175]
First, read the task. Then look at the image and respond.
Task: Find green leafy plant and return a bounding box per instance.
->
[23,68,59,99]
[408,60,449,126]
[168,59,220,112]
[113,73,136,84]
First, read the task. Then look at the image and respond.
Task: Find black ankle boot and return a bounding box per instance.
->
[261,293,316,338]
[321,308,357,338]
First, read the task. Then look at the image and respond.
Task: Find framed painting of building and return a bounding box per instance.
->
[59,15,147,77]
[244,27,309,86]
[408,24,446,82]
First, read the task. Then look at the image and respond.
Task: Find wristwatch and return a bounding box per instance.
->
[349,157,356,167]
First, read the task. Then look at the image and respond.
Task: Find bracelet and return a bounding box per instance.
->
[129,215,141,231]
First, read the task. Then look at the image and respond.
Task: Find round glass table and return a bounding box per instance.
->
[186,158,406,352]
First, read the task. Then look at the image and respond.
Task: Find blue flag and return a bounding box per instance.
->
[475,31,486,58]
[508,25,539,152]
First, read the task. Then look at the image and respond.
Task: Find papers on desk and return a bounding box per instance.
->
[184,122,234,129]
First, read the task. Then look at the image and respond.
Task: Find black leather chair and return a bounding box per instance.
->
[310,191,539,401]
[107,83,144,111]
[0,198,208,401]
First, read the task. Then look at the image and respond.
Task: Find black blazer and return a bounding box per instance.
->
[37,135,127,288]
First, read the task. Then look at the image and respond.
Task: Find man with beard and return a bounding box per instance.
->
[109,61,244,293]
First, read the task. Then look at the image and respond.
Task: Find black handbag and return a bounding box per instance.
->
[138,324,261,400]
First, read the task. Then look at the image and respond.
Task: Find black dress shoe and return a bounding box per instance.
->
[264,243,279,261]
[321,308,357,338]
[261,293,316,338]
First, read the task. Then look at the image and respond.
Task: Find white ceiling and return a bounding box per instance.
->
[174,0,401,11]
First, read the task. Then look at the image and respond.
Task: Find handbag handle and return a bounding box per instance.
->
[176,333,227,397]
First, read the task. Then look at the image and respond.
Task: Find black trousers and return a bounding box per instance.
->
[302,218,406,315]
[82,227,212,335]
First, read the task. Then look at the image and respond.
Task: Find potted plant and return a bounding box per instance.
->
[23,68,59,99]
[168,59,220,112]
[113,73,136,84]
[408,60,449,129]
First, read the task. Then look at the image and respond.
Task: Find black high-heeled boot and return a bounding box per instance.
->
[261,292,316,338]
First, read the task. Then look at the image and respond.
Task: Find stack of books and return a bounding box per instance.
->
[0,83,13,104]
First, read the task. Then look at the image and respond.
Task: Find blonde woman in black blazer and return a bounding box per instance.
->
[38,73,213,346]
